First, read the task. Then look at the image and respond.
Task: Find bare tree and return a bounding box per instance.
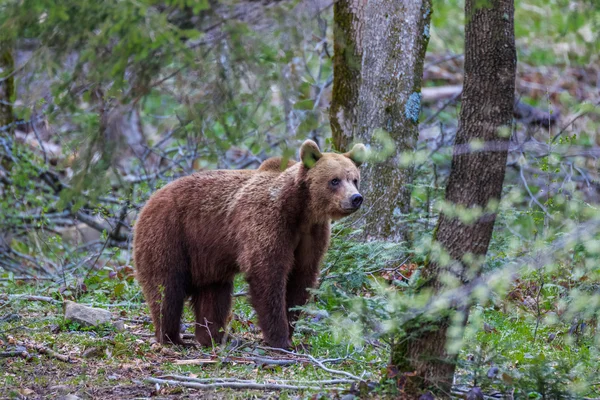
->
[330,0,432,242]
[392,0,517,395]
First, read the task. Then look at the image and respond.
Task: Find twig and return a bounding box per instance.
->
[551,100,600,143]
[6,295,60,304]
[0,351,30,359]
[32,344,73,362]
[147,377,329,391]
[225,355,300,366]
[303,353,362,380]
[518,162,553,219]
[158,374,353,385]
[31,119,47,163]
[172,358,218,365]
[133,332,195,339]
[259,346,362,381]
[0,277,55,281]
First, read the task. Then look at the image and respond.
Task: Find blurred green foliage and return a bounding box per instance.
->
[431,0,599,65]
[1,0,600,397]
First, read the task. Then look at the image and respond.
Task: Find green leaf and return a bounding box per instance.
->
[293,99,314,110]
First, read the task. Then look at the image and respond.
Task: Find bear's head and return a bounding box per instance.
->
[300,139,367,221]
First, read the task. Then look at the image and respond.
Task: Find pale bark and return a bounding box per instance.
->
[393,0,517,395]
[330,0,432,242]
[330,0,366,151]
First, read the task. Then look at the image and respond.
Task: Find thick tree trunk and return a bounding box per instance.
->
[330,0,432,242]
[329,0,366,152]
[392,0,516,396]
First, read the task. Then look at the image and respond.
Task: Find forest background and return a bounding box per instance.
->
[1,0,599,398]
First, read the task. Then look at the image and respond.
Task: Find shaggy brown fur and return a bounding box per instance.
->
[258,157,297,172]
[133,140,366,348]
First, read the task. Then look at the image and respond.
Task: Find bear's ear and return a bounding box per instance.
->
[300,140,322,168]
[344,143,368,167]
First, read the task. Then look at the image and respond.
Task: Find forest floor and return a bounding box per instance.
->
[0,278,385,400]
[2,270,599,400]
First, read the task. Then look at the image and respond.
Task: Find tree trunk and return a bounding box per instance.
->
[0,42,14,253]
[0,43,13,133]
[330,0,432,242]
[329,0,366,152]
[391,0,516,396]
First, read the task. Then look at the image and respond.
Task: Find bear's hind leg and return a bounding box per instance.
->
[148,280,187,345]
[191,281,233,347]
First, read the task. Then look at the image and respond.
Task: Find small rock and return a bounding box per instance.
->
[466,387,484,400]
[483,322,496,333]
[0,313,21,322]
[82,347,104,359]
[487,366,499,378]
[107,374,118,381]
[340,395,356,400]
[64,301,111,327]
[113,320,125,332]
[49,385,70,394]
[60,395,81,400]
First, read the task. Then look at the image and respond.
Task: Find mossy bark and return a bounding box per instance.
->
[330,0,366,152]
[393,0,516,396]
[330,0,432,243]
[0,43,14,133]
[355,0,432,243]
[0,41,14,252]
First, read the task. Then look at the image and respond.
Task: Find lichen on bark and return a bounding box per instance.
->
[351,0,432,243]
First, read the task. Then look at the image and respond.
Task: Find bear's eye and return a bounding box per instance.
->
[353,179,358,188]
[330,178,340,186]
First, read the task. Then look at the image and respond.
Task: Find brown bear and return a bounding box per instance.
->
[257,156,297,172]
[133,140,366,349]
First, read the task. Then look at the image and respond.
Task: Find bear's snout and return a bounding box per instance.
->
[350,193,363,209]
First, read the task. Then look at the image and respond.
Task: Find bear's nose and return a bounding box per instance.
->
[350,194,363,208]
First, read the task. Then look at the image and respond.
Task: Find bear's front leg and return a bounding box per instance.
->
[247,271,291,349]
[242,243,294,349]
[287,226,330,338]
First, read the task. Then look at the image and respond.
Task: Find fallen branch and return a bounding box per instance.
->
[303,353,362,381]
[259,346,362,381]
[158,374,353,385]
[173,358,218,365]
[147,377,331,391]
[0,350,30,359]
[133,332,195,339]
[245,356,299,366]
[32,344,73,363]
[0,277,55,281]
[173,356,301,366]
[422,85,559,128]
[7,295,60,304]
